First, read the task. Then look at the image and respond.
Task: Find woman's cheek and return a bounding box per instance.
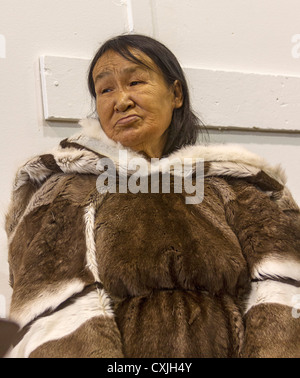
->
[97,100,111,123]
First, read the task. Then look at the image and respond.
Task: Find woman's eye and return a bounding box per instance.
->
[101,88,112,94]
[130,81,142,86]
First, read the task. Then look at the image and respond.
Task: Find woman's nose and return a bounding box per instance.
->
[114,90,134,113]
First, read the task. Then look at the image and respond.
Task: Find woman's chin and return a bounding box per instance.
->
[113,128,145,150]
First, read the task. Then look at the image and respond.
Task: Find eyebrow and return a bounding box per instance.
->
[94,65,148,84]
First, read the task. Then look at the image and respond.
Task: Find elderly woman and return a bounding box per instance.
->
[5,34,300,358]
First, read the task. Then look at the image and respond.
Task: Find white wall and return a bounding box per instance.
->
[150,0,300,206]
[0,0,300,317]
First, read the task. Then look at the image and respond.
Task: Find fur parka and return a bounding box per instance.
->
[5,118,300,358]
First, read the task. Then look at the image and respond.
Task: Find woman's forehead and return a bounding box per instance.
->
[92,49,157,81]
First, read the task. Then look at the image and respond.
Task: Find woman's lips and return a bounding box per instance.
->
[115,115,140,126]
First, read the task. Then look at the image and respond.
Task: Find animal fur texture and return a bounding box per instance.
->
[5,118,300,358]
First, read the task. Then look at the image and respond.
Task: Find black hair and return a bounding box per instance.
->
[87,34,206,156]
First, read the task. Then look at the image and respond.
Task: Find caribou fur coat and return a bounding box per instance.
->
[5,118,300,358]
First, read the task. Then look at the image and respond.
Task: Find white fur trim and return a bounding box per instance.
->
[14,156,53,190]
[206,161,260,179]
[163,137,286,185]
[12,118,286,190]
[77,118,116,147]
[252,256,300,282]
[54,148,100,174]
[9,289,113,358]
[245,280,300,313]
[84,203,101,283]
[10,279,85,328]
[75,118,286,185]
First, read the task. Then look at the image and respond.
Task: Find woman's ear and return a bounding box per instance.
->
[172,80,183,109]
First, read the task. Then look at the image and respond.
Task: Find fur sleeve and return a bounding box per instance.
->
[6,177,42,288]
[5,158,124,358]
[224,178,300,358]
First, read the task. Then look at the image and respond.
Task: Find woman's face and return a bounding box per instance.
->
[92,50,183,158]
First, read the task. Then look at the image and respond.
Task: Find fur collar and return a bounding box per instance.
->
[74,118,286,183]
[13,118,286,192]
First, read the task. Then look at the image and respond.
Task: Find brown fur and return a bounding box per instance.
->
[5,129,300,358]
[95,182,248,299]
[115,290,233,358]
[29,316,123,358]
[224,178,300,269]
[242,303,300,358]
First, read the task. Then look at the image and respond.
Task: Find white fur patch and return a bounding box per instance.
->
[84,203,101,283]
[252,256,300,282]
[10,279,85,328]
[54,148,100,174]
[245,280,300,313]
[206,161,260,179]
[9,289,113,358]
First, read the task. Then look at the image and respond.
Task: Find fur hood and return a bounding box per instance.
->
[13,118,287,193]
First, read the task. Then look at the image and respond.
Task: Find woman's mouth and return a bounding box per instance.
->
[115,115,140,126]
